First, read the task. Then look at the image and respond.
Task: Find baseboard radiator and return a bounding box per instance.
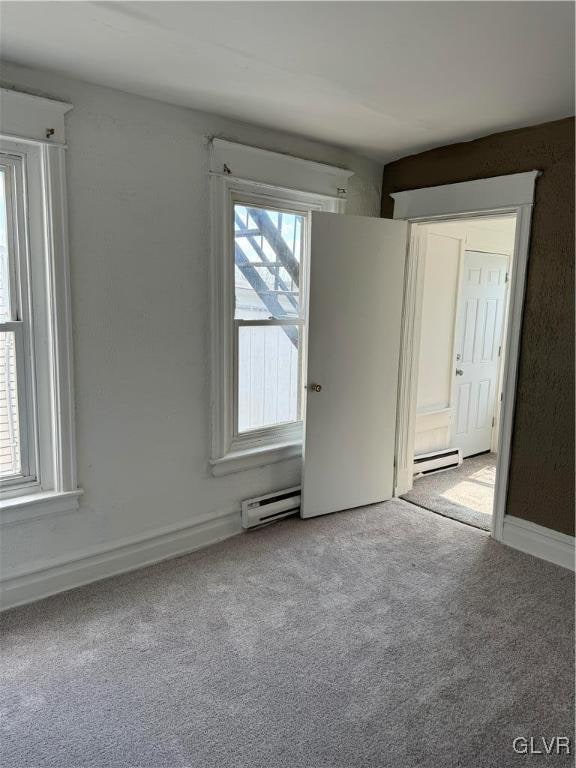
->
[241,485,301,529]
[413,448,462,476]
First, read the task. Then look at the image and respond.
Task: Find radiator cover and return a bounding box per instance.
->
[241,485,301,529]
[413,448,462,476]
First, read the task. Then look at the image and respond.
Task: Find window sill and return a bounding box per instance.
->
[0,489,84,527]
[210,441,302,477]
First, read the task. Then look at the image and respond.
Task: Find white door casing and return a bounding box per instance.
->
[391,171,538,542]
[301,213,408,519]
[452,251,508,457]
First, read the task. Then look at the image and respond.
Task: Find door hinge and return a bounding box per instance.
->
[498,345,502,357]
[492,416,496,427]
[505,272,509,283]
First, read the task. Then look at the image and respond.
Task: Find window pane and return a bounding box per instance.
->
[234,204,304,320]
[0,170,11,323]
[238,325,300,432]
[0,331,22,478]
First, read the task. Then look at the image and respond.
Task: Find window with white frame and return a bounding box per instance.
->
[209,139,352,475]
[0,89,80,521]
[0,153,35,487]
[234,198,306,437]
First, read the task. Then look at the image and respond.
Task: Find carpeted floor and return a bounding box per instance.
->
[1,499,574,768]
[402,453,496,530]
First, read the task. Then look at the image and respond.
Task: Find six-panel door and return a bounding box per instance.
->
[453,250,508,457]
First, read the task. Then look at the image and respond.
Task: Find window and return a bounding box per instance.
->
[209,140,352,475]
[0,154,35,487]
[234,202,305,435]
[0,89,79,522]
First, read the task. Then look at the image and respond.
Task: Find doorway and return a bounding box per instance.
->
[301,172,537,542]
[400,215,516,530]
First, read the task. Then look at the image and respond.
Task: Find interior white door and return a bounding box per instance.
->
[453,250,508,458]
[301,213,408,518]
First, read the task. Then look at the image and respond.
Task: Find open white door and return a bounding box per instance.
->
[301,212,408,518]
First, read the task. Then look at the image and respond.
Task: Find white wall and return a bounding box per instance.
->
[416,233,461,409]
[427,217,516,257]
[0,61,383,589]
[414,232,461,454]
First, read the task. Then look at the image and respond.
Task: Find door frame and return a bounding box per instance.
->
[490,248,513,454]
[391,171,539,541]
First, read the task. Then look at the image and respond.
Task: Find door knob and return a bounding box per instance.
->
[456,369,464,376]
[308,383,322,392]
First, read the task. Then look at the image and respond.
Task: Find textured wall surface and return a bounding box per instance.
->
[381,118,575,536]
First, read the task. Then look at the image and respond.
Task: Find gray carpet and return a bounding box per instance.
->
[402,453,496,531]
[1,499,574,768]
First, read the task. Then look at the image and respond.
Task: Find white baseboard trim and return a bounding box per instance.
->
[501,515,575,571]
[0,509,242,611]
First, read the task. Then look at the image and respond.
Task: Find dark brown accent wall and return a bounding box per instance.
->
[381,118,575,536]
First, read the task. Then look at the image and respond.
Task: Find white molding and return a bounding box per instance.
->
[392,173,539,546]
[0,88,72,146]
[210,441,302,476]
[501,516,575,571]
[490,205,533,540]
[210,138,353,198]
[1,132,79,518]
[0,489,82,527]
[42,143,78,491]
[391,171,539,220]
[394,225,426,496]
[0,509,242,611]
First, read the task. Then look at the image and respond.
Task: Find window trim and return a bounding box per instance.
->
[0,89,81,523]
[209,140,352,475]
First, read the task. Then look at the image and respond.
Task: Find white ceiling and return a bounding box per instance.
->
[1,1,574,161]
